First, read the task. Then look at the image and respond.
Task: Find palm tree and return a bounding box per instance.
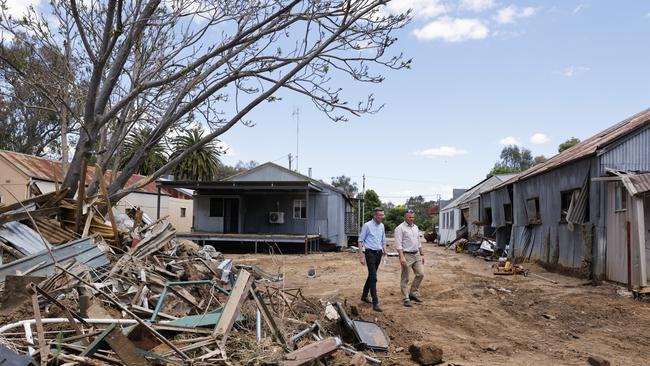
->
[119,127,166,175]
[170,128,221,181]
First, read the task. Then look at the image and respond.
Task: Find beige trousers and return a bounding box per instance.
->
[401,252,424,300]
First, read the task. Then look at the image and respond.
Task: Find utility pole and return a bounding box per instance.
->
[292,106,300,172]
[361,174,366,221]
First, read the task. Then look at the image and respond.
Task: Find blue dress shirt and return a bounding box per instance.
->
[359,220,385,251]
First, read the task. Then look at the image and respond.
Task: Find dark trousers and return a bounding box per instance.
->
[362,250,383,305]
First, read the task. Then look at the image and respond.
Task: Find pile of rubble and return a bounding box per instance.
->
[0,191,389,365]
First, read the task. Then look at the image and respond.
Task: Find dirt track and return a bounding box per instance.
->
[231,242,650,366]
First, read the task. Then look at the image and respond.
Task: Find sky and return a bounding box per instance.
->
[218,1,650,203]
[7,0,650,204]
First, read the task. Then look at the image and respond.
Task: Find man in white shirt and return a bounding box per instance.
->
[394,210,424,307]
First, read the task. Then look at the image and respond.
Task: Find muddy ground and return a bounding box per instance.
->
[230,242,650,366]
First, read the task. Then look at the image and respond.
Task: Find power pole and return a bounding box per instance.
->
[361,174,366,221]
[292,106,300,172]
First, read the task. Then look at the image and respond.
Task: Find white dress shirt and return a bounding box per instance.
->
[394,222,421,252]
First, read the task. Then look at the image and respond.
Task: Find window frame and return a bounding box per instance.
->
[180,207,186,218]
[614,182,627,212]
[560,189,579,223]
[526,197,542,225]
[293,199,307,219]
[504,203,513,224]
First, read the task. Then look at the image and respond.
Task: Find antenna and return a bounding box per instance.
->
[292,106,300,172]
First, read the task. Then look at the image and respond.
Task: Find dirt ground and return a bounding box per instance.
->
[230,241,650,366]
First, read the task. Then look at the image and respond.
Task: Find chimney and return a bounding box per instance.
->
[308,168,312,178]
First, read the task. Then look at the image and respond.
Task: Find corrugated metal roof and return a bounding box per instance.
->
[627,173,650,195]
[442,174,515,211]
[485,108,650,192]
[0,221,51,255]
[0,150,159,194]
[0,236,108,284]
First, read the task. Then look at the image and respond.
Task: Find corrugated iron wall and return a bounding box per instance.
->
[600,126,650,173]
[511,158,594,271]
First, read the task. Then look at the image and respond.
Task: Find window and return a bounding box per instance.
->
[504,204,513,224]
[209,198,224,217]
[450,210,455,229]
[615,182,627,212]
[293,199,307,219]
[526,197,541,225]
[560,190,578,223]
[180,207,186,218]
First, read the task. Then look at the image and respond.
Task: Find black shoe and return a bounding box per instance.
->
[403,299,413,307]
[373,304,383,312]
[361,296,372,304]
[409,294,423,303]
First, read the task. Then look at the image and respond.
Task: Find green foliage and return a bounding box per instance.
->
[170,128,221,181]
[534,155,547,165]
[559,137,580,153]
[488,145,534,177]
[214,160,259,180]
[331,175,358,196]
[361,189,382,223]
[119,127,166,175]
[383,205,408,232]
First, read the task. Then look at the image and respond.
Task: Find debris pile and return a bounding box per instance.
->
[0,192,388,365]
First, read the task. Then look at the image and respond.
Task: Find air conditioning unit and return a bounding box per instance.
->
[269,211,285,224]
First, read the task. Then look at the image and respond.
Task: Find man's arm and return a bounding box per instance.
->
[395,225,407,267]
[358,224,367,265]
[416,225,424,264]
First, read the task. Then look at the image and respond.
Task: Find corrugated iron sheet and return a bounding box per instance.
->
[0,150,160,194]
[0,221,51,255]
[629,173,650,195]
[0,237,108,284]
[30,218,77,245]
[599,126,650,173]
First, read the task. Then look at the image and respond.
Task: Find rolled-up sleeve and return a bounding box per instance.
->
[359,223,368,244]
[394,225,402,250]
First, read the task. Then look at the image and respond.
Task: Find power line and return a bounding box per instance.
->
[350,175,446,184]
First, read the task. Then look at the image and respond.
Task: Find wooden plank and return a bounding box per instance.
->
[280,337,341,366]
[105,325,150,366]
[31,293,48,366]
[74,159,87,233]
[0,207,61,225]
[250,286,287,347]
[0,191,59,215]
[82,208,95,237]
[212,269,253,345]
[96,164,121,246]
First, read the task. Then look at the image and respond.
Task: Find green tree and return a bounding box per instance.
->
[118,128,166,176]
[361,189,382,223]
[488,145,534,177]
[384,205,408,233]
[331,175,359,196]
[534,155,547,165]
[170,128,221,181]
[559,137,581,153]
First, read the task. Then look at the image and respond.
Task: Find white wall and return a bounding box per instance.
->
[439,208,460,244]
[168,197,193,232]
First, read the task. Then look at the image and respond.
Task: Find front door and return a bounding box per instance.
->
[223,198,240,234]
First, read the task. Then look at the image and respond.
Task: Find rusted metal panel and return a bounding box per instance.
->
[600,125,650,174]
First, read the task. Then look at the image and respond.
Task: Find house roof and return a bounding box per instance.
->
[486,108,650,192]
[0,150,160,195]
[224,162,349,196]
[157,180,323,192]
[442,174,516,211]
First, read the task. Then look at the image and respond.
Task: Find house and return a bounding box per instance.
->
[157,162,358,252]
[439,175,515,244]
[0,150,193,231]
[480,108,650,290]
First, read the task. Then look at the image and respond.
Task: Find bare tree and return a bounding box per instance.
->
[0,0,411,202]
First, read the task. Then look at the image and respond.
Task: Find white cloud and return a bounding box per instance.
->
[530,133,550,145]
[499,136,520,145]
[563,65,590,77]
[415,146,469,157]
[573,4,585,14]
[495,6,538,24]
[384,0,447,19]
[459,0,495,12]
[413,16,489,42]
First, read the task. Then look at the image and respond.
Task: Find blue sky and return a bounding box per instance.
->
[219,1,650,203]
[6,1,650,203]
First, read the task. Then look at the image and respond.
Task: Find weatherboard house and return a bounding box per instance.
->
[480,108,650,291]
[158,162,358,252]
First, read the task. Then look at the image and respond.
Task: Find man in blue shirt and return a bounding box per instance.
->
[358,207,386,312]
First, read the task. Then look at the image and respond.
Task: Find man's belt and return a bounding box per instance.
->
[403,251,419,254]
[365,249,383,254]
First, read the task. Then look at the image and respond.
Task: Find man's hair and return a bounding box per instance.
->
[373,207,384,213]
[405,210,415,216]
